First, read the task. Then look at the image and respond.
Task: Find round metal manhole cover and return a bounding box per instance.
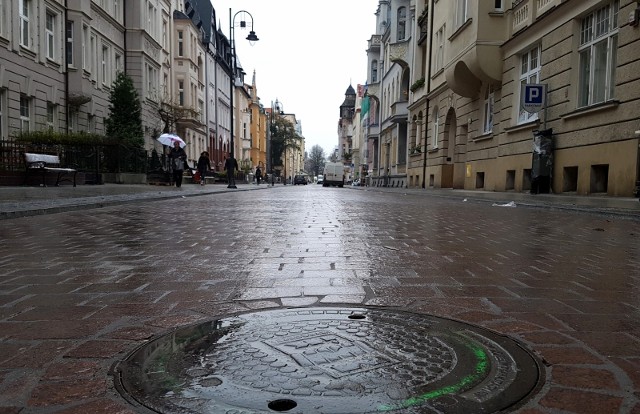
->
[114,307,542,413]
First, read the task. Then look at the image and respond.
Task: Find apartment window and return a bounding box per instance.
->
[46,103,55,129]
[178,80,184,106]
[519,44,541,123]
[435,25,445,72]
[19,0,31,48]
[90,35,96,78]
[371,60,378,82]
[66,21,74,66]
[494,0,504,12]
[147,3,157,38]
[397,7,407,41]
[82,24,89,70]
[0,89,4,139]
[163,73,168,96]
[178,31,183,56]
[69,111,77,132]
[578,0,619,107]
[114,53,122,74]
[483,85,495,133]
[0,0,4,37]
[101,45,109,86]
[199,100,204,124]
[46,11,55,60]
[456,0,468,28]
[20,95,30,132]
[147,64,157,98]
[432,106,439,148]
[88,114,95,133]
[162,20,168,50]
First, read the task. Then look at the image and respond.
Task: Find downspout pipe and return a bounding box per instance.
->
[421,0,434,188]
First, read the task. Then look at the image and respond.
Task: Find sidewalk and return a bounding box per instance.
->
[1,182,639,220]
[0,183,266,220]
[353,185,640,218]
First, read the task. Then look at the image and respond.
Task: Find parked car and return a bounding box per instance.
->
[317,175,324,184]
[293,175,307,185]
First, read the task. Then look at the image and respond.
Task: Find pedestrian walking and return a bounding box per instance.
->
[197,151,211,186]
[225,156,239,188]
[168,141,187,187]
[255,166,262,185]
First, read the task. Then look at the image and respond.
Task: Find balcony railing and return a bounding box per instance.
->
[512,0,561,34]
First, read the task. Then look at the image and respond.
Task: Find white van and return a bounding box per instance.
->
[322,162,345,187]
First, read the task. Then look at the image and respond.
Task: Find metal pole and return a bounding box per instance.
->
[228,8,236,188]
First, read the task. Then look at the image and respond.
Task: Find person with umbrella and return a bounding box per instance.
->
[168,141,187,187]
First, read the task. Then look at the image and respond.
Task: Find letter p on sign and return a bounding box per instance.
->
[521,84,546,114]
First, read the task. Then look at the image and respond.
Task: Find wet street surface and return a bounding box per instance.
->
[0,185,639,413]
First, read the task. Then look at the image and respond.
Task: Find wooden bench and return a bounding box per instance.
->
[23,153,77,187]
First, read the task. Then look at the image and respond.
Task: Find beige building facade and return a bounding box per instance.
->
[404,0,640,197]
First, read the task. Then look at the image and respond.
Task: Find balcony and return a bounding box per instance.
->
[512,0,562,35]
[443,2,510,97]
[389,101,408,124]
[366,83,381,100]
[367,35,381,53]
[388,41,411,68]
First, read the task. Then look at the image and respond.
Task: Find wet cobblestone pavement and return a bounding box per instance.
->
[0,184,639,413]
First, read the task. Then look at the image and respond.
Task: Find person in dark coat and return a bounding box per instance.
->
[225,156,238,188]
[168,141,187,187]
[197,151,211,186]
[255,166,262,185]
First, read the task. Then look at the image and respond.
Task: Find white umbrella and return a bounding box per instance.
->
[157,133,186,148]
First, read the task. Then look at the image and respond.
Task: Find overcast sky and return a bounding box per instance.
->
[210,0,379,157]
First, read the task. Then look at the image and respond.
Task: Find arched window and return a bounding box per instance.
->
[397,7,407,41]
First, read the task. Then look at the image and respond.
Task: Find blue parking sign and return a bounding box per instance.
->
[521,84,546,114]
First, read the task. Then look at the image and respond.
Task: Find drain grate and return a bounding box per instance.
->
[114,307,542,413]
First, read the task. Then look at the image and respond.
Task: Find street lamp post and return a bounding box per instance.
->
[270,99,285,185]
[228,9,258,189]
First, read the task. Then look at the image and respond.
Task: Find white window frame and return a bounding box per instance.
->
[19,0,31,48]
[518,43,541,124]
[90,34,96,79]
[494,0,504,12]
[69,111,77,132]
[101,44,109,86]
[147,2,157,39]
[82,24,89,71]
[45,11,56,61]
[578,0,619,108]
[46,102,55,129]
[146,63,158,99]
[0,89,5,140]
[20,95,31,132]
[177,31,183,57]
[483,85,495,134]
[66,21,74,67]
[0,0,4,38]
[435,25,445,73]
[178,80,184,106]
[455,0,468,29]
[114,53,122,74]
[397,7,406,41]
[432,106,439,149]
